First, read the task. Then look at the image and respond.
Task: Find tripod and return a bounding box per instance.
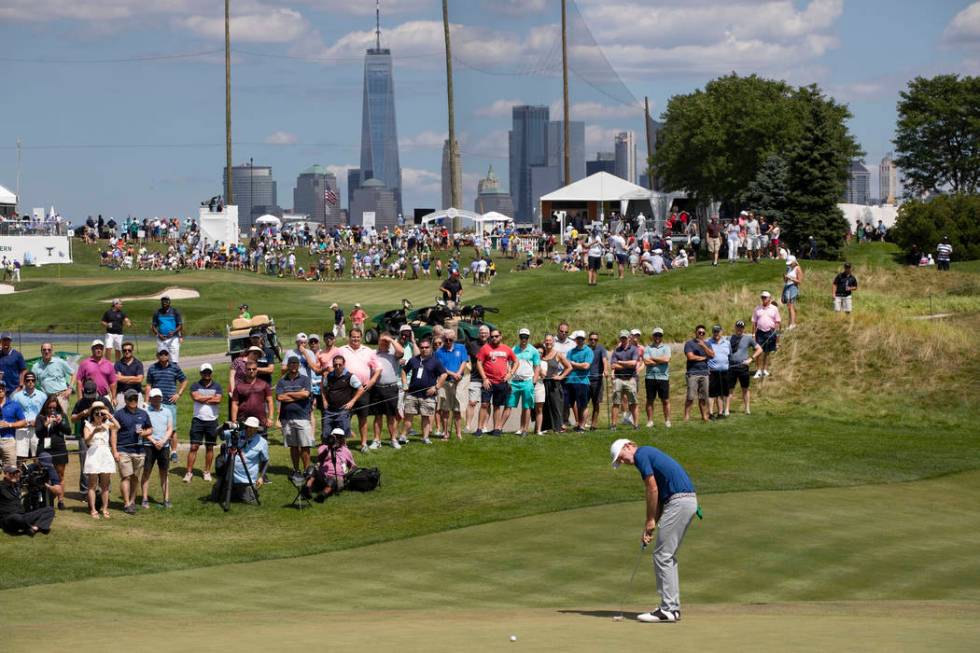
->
[220,442,261,512]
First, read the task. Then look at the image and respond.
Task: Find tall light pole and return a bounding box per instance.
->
[561,0,570,186]
[442,0,461,230]
[15,138,22,208]
[224,0,234,205]
[644,96,654,191]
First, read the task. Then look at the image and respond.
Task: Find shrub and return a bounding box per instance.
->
[890,194,980,261]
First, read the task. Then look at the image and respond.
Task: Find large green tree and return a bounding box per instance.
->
[894,74,980,195]
[782,86,852,258]
[741,153,789,222]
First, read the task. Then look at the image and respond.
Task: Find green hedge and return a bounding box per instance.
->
[890,194,980,260]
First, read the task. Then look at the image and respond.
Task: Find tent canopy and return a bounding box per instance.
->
[481,211,513,224]
[539,172,650,202]
[255,214,281,226]
[0,185,17,205]
[420,208,482,226]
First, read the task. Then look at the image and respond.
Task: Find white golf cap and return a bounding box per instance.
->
[740,210,748,215]
[330,427,346,436]
[200,363,213,372]
[399,324,412,332]
[618,330,629,338]
[786,255,798,265]
[111,298,121,305]
[518,328,531,337]
[652,327,664,335]
[572,330,586,339]
[296,332,308,342]
[91,339,105,348]
[630,329,641,336]
[610,438,631,468]
[243,416,261,428]
[247,346,264,354]
[354,302,361,307]
[148,388,163,398]
[760,290,772,298]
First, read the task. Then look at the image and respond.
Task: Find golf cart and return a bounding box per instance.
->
[226,314,283,361]
[364,298,498,345]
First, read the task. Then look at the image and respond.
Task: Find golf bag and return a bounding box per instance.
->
[345,467,381,492]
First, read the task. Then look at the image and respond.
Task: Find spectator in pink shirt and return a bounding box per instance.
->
[301,427,357,502]
[337,329,381,451]
[751,292,781,379]
[75,340,118,398]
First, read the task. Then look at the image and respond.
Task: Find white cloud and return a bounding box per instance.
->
[585,125,627,154]
[945,2,980,47]
[284,0,434,16]
[0,0,196,22]
[402,167,442,194]
[399,130,448,149]
[474,99,524,118]
[325,164,357,179]
[469,130,510,159]
[179,7,311,43]
[263,130,298,145]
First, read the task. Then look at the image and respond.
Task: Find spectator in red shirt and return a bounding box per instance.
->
[475,329,518,436]
[230,360,273,429]
[349,303,367,333]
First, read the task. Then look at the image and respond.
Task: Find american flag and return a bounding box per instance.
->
[324,189,338,206]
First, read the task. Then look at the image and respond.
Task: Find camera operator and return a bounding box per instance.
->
[0,464,55,536]
[301,428,357,503]
[212,417,268,505]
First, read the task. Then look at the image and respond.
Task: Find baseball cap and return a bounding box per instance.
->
[844,261,852,268]
[652,327,664,336]
[308,334,319,342]
[91,339,105,348]
[760,291,772,299]
[3,465,19,474]
[444,329,456,339]
[330,303,339,309]
[354,302,362,307]
[247,346,264,354]
[161,295,170,301]
[125,388,141,399]
[295,332,308,342]
[399,324,412,332]
[287,355,300,364]
[249,328,263,337]
[630,329,641,336]
[518,328,531,337]
[330,427,346,436]
[610,438,631,468]
[111,298,121,306]
[786,255,798,265]
[618,330,629,338]
[82,379,98,398]
[735,320,746,328]
[148,388,163,398]
[572,330,586,339]
[243,416,260,428]
[0,332,11,340]
[712,325,722,334]
[200,363,213,372]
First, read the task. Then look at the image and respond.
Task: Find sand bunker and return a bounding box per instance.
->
[0,284,15,295]
[103,287,200,302]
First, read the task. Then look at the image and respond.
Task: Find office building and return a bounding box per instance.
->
[350,178,397,230]
[293,165,340,226]
[441,139,461,209]
[879,154,899,205]
[546,120,586,184]
[474,165,514,217]
[509,105,550,221]
[347,168,363,212]
[587,151,616,177]
[223,162,277,230]
[359,10,403,216]
[844,160,871,205]
[615,131,636,184]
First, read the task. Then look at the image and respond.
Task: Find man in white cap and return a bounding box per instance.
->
[75,340,117,401]
[276,355,314,475]
[610,330,641,428]
[142,388,174,508]
[751,291,781,378]
[214,416,268,504]
[506,328,541,437]
[101,299,131,362]
[564,331,594,432]
[643,328,671,428]
[282,333,317,377]
[610,438,698,623]
[330,303,346,339]
[185,363,223,483]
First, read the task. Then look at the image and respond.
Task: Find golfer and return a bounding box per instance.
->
[611,438,697,623]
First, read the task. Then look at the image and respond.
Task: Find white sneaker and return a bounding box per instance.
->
[637,608,676,623]
[203,472,212,482]
[723,410,730,416]
[182,472,192,483]
[390,439,401,450]
[664,420,672,428]
[515,431,525,437]
[536,430,547,435]
[432,431,443,438]
[369,440,382,450]
[360,444,370,453]
[753,371,763,379]
[646,420,654,428]
[745,408,751,415]
[763,370,771,377]
[788,324,797,330]
[422,437,432,445]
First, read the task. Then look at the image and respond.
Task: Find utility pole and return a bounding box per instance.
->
[15,138,22,206]
[442,0,461,230]
[561,0,571,186]
[644,96,654,191]
[224,0,234,205]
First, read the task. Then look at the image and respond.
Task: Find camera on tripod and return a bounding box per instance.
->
[220,421,249,449]
[18,462,53,511]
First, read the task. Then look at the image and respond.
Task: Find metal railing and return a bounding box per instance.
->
[0,221,70,236]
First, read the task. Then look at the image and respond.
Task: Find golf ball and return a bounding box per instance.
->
[510,635,517,642]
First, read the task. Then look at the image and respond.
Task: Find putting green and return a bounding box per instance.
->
[2,470,978,651]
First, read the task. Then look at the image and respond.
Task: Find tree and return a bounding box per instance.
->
[890,194,980,261]
[782,86,852,259]
[741,154,789,222]
[894,75,980,195]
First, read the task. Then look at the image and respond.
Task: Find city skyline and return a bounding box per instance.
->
[1,1,977,218]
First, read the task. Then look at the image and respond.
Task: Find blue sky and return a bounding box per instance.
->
[1,0,978,219]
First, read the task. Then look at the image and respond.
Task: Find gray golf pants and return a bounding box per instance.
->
[653,494,697,612]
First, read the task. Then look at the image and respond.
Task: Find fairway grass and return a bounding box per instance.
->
[2,471,978,652]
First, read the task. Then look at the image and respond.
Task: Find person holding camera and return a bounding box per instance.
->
[35,395,71,510]
[112,389,153,515]
[82,401,119,519]
[301,427,357,503]
[0,465,56,536]
[276,355,314,476]
[141,389,173,509]
[213,416,268,505]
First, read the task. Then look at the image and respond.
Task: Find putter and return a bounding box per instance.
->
[614,543,647,622]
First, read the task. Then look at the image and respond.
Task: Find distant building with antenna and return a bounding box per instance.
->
[474,165,514,217]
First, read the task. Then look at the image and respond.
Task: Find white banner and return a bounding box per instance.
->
[0,235,72,265]
[362,211,376,229]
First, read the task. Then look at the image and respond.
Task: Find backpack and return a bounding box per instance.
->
[345,467,382,492]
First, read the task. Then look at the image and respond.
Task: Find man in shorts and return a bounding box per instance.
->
[101,299,131,361]
[683,325,713,422]
[276,355,314,475]
[185,363,223,482]
[643,328,671,428]
[476,328,518,436]
[751,292,781,378]
[565,331,594,432]
[506,328,540,437]
[112,389,152,515]
[706,217,722,266]
[745,213,760,263]
[370,333,404,449]
[706,325,731,419]
[142,388,173,508]
[466,325,489,434]
[610,330,641,428]
[832,262,858,314]
[401,339,447,444]
[586,332,609,430]
[727,320,762,414]
[435,329,468,440]
[338,328,380,453]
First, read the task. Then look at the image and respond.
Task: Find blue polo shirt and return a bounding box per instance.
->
[145,362,186,405]
[275,373,312,422]
[566,345,594,385]
[0,399,26,439]
[113,407,151,453]
[707,338,731,372]
[0,348,26,393]
[146,404,173,447]
[404,355,446,393]
[435,343,468,375]
[234,434,269,484]
[633,446,695,504]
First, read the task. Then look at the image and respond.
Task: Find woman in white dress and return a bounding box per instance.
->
[82,401,119,519]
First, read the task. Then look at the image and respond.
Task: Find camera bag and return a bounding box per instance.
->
[345,467,381,492]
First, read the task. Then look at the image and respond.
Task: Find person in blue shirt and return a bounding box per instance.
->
[212,416,269,505]
[434,330,468,440]
[565,331,594,433]
[0,385,28,468]
[151,296,184,363]
[0,333,27,395]
[706,325,731,420]
[611,439,698,623]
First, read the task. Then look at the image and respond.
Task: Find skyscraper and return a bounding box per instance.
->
[474,165,514,217]
[587,151,616,177]
[879,154,899,205]
[223,162,277,231]
[614,131,636,184]
[844,160,871,205]
[441,139,461,209]
[347,168,363,212]
[509,105,549,221]
[546,121,586,184]
[294,165,340,226]
[350,178,397,230]
[359,6,403,216]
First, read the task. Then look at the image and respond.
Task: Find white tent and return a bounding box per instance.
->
[539,172,650,203]
[0,185,16,205]
[839,203,899,229]
[420,208,482,228]
[255,214,281,227]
